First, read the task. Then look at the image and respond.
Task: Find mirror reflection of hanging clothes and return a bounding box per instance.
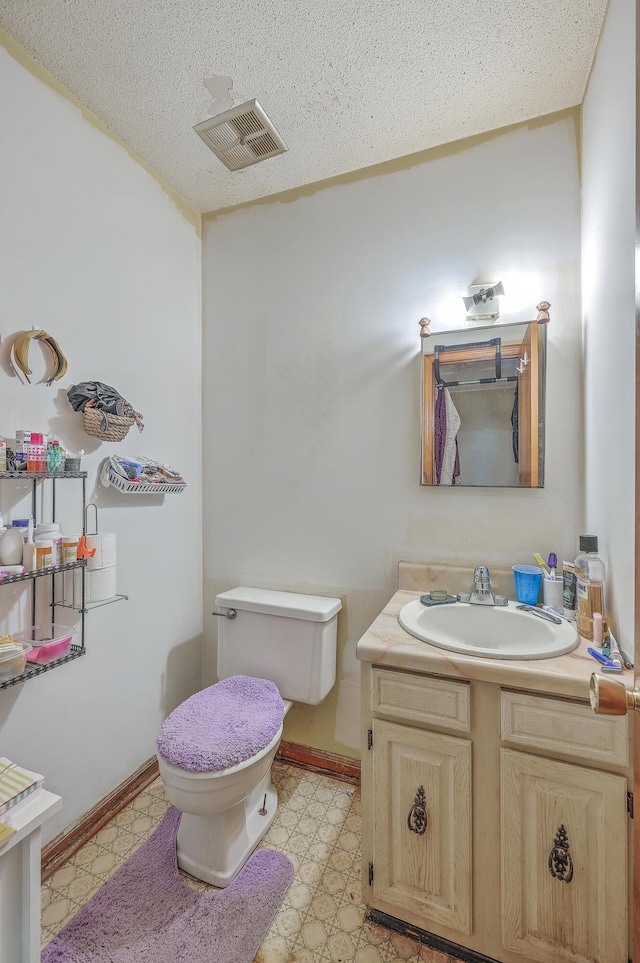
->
[435,386,461,485]
[511,381,519,463]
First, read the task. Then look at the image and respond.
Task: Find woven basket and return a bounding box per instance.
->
[83,407,135,442]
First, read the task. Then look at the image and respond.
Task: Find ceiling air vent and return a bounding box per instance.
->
[193,99,287,171]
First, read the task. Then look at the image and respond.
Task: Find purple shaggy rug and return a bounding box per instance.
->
[41,807,294,963]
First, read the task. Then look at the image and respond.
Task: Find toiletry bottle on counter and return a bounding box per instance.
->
[574,535,606,641]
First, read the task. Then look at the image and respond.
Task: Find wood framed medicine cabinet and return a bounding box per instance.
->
[421,319,546,488]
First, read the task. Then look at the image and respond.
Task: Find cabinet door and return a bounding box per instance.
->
[371,718,472,934]
[501,748,628,963]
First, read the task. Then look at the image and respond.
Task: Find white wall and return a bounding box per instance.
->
[0,42,203,840]
[202,115,583,755]
[581,0,635,648]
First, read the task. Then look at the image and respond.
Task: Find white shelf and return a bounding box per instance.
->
[104,468,186,494]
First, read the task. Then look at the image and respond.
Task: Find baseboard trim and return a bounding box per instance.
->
[367,910,499,963]
[276,740,361,786]
[41,742,360,880]
[41,757,159,881]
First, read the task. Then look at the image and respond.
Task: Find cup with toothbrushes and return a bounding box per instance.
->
[540,551,564,613]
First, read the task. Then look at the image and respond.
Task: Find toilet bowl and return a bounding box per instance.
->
[156,586,342,887]
[158,715,286,887]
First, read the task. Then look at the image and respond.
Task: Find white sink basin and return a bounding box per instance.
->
[398,599,579,660]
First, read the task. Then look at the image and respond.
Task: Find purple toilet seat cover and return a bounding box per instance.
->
[156,675,284,773]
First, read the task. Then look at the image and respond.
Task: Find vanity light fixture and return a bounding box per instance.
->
[462,281,505,321]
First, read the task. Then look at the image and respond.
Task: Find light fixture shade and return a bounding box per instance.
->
[463,281,505,311]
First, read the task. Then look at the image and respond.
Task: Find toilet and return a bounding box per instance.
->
[156,586,342,887]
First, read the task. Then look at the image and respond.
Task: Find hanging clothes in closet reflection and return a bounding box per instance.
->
[511,381,519,464]
[434,384,462,485]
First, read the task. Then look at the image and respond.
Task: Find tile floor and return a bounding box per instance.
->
[41,761,463,963]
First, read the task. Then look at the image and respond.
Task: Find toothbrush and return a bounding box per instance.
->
[587,647,623,672]
[547,552,557,580]
[606,630,624,670]
[533,553,550,576]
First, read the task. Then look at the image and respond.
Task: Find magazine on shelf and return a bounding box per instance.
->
[0,822,16,848]
[0,757,43,820]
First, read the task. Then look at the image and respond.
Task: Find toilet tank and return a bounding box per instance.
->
[215,587,342,705]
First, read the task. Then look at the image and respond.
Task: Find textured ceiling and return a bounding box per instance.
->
[1,0,606,213]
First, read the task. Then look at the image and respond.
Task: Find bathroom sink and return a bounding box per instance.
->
[398,599,579,660]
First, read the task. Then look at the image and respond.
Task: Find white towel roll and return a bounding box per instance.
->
[85,534,117,570]
[74,564,117,603]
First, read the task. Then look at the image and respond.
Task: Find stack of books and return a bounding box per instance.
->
[0,757,43,824]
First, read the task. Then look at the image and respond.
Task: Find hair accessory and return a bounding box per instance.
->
[10,329,68,385]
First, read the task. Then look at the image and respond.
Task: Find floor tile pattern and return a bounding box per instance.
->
[42,762,464,963]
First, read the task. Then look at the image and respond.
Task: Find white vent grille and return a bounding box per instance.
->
[193,99,287,171]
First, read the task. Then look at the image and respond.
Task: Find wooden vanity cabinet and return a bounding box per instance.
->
[500,691,629,963]
[370,718,472,933]
[361,665,631,963]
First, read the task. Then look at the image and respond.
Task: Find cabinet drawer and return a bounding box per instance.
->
[501,690,629,766]
[372,668,470,732]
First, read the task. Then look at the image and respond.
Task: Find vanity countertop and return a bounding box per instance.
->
[356,588,635,702]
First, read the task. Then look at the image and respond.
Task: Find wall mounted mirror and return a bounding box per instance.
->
[421,319,547,488]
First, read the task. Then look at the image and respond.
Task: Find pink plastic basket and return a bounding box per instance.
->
[15,626,73,663]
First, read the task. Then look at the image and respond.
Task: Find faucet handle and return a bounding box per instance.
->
[474,565,491,585]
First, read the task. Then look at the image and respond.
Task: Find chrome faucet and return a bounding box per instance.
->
[457,566,508,606]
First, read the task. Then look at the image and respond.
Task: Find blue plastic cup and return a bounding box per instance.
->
[512,565,543,605]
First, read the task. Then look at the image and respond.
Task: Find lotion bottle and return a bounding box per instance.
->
[574,535,606,642]
[0,526,25,565]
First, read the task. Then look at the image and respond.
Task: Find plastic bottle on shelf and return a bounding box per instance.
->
[22,518,36,573]
[61,534,80,564]
[0,526,26,565]
[11,519,30,543]
[27,433,46,474]
[35,523,62,566]
[574,535,606,642]
[35,539,54,570]
[46,441,64,473]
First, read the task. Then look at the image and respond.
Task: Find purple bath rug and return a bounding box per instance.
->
[41,807,294,963]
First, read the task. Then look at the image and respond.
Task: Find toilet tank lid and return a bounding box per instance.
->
[215,586,342,622]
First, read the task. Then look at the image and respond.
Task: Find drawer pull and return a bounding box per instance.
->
[548,825,574,883]
[407,786,428,835]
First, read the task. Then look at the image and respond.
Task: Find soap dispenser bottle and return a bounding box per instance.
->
[574,535,606,641]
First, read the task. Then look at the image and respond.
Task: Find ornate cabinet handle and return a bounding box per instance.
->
[407,786,428,835]
[548,824,574,882]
